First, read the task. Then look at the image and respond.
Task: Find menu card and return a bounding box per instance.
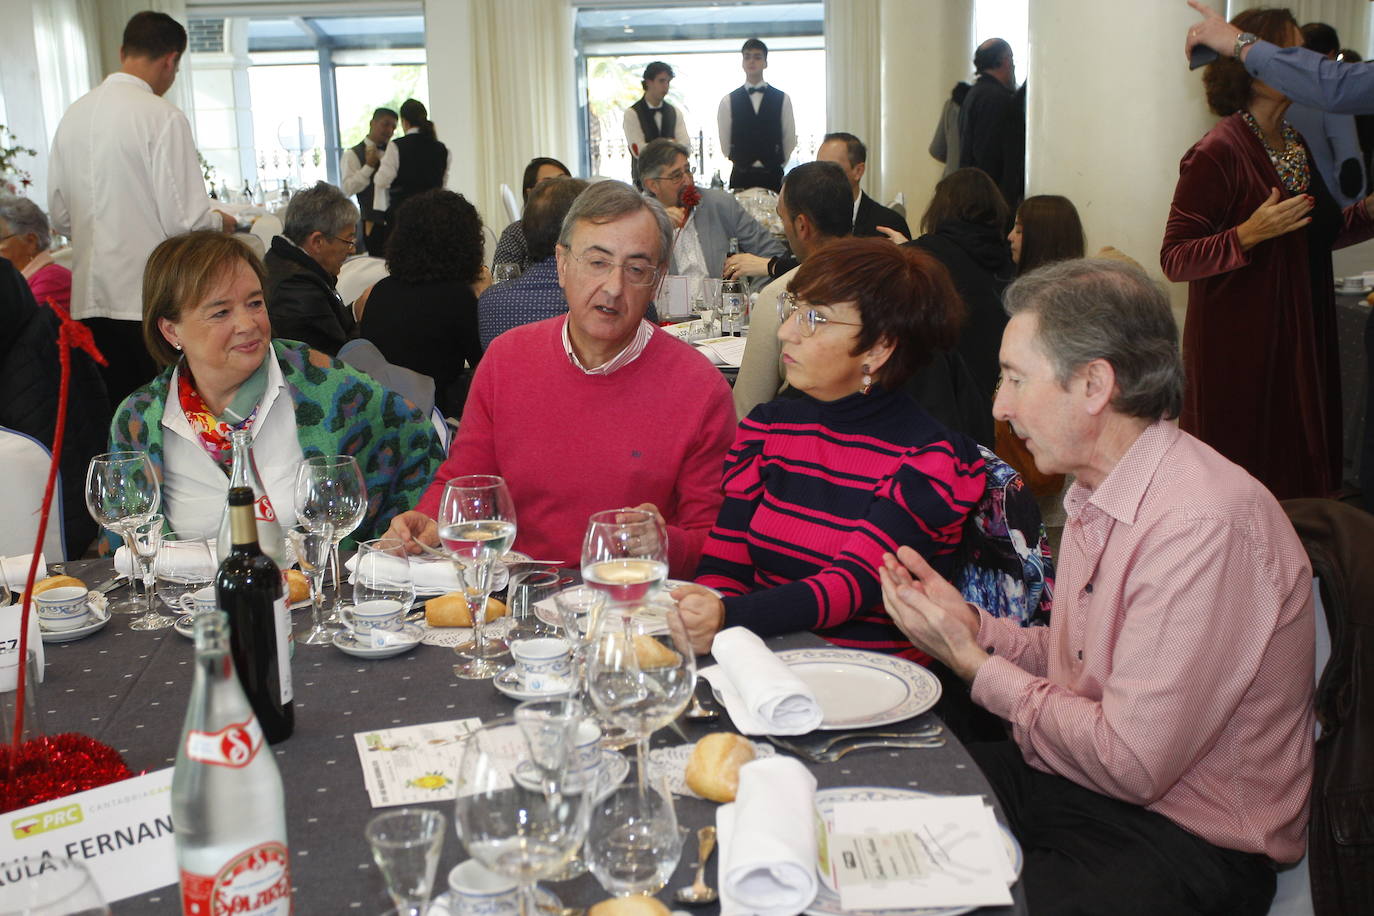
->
[353,717,480,808]
[827,796,1015,910]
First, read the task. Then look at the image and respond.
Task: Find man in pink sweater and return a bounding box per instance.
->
[387,181,736,577]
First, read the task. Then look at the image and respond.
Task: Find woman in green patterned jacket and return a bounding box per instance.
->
[105,231,443,549]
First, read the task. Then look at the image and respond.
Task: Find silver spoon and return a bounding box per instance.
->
[674,826,719,906]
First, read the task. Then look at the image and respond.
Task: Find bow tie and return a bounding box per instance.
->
[747,86,765,94]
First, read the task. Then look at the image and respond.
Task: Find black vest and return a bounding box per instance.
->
[727,85,784,167]
[631,98,677,144]
[388,132,447,217]
[349,141,379,216]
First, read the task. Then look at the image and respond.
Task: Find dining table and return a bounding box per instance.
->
[32,557,1027,915]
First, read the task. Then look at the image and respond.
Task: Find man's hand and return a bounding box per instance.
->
[874,226,909,244]
[471,264,493,298]
[217,210,236,233]
[879,547,987,682]
[665,206,688,230]
[1236,188,1313,250]
[723,252,770,280]
[384,510,439,555]
[670,583,725,655]
[365,146,381,168]
[1186,0,1242,61]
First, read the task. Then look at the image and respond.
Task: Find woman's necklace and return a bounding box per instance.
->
[1241,110,1310,194]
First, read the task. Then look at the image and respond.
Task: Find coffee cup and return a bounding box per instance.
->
[191,585,217,613]
[35,587,92,631]
[509,637,572,692]
[339,599,404,635]
[571,719,601,776]
[448,859,517,916]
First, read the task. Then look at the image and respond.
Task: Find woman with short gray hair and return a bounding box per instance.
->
[0,195,70,311]
[263,181,359,355]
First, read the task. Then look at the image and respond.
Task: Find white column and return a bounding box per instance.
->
[422,0,480,207]
[875,0,974,220]
[1027,0,1222,320]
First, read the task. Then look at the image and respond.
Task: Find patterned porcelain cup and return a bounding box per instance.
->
[35,587,91,631]
[191,585,217,613]
[509,637,572,692]
[339,599,404,635]
[448,859,517,916]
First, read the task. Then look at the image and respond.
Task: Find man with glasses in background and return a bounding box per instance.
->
[263,182,358,356]
[387,181,736,578]
[638,138,784,280]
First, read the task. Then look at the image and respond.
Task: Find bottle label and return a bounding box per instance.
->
[255,494,277,524]
[186,716,265,768]
[180,841,292,915]
[273,595,293,704]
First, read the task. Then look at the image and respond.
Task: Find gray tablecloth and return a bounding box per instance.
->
[36,559,1026,915]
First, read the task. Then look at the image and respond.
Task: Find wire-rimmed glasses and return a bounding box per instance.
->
[563,248,661,287]
[777,291,864,337]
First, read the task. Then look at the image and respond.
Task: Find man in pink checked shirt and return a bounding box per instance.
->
[881,258,1314,916]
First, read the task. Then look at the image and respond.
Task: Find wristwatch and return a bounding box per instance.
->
[1233,31,1259,60]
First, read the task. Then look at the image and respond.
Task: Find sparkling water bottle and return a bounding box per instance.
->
[172,610,292,915]
[217,429,286,568]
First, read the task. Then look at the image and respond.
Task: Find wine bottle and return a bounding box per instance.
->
[217,486,294,743]
[173,610,292,915]
[217,428,286,567]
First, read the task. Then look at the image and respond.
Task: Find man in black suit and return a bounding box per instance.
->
[816,132,910,238]
[958,38,1024,212]
[716,38,795,192]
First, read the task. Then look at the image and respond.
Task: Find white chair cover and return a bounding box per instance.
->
[336,256,389,308]
[250,213,283,252]
[0,427,65,562]
[501,184,521,224]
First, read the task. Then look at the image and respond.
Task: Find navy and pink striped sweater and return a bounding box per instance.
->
[695,388,986,664]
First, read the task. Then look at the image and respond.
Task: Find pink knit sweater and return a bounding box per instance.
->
[416,317,736,576]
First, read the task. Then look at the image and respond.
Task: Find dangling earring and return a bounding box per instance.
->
[860,364,873,396]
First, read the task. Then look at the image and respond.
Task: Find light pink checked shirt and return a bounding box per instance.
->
[971,421,1315,863]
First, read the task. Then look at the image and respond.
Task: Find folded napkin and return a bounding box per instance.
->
[343,553,510,594]
[716,756,819,916]
[115,543,218,579]
[700,627,823,735]
[1,553,47,589]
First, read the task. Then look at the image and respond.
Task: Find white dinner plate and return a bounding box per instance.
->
[491,665,573,701]
[809,786,1022,916]
[333,623,423,659]
[512,749,629,802]
[708,647,941,730]
[39,609,111,644]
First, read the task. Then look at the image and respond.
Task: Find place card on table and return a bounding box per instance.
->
[658,274,693,319]
[0,768,176,904]
[0,603,45,689]
[827,796,1014,910]
[353,717,480,807]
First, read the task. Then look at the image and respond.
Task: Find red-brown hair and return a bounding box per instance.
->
[1203,7,1299,115]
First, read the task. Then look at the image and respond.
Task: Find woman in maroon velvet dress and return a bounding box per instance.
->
[1162,8,1374,500]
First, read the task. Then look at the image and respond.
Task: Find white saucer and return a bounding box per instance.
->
[174,614,194,639]
[333,622,423,659]
[513,749,630,801]
[40,610,111,644]
[492,665,573,700]
[427,886,559,916]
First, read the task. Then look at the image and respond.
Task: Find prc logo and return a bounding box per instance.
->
[10,803,84,839]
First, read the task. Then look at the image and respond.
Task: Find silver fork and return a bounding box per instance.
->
[810,737,947,762]
[805,725,943,753]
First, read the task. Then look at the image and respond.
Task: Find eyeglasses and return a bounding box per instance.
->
[777,292,863,337]
[649,165,694,184]
[332,235,357,250]
[565,248,661,287]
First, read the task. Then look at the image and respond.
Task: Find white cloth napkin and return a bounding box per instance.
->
[700,627,824,735]
[344,554,510,594]
[716,756,819,916]
[1,553,47,589]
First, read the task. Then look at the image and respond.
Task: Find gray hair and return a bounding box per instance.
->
[1004,258,1184,421]
[282,181,359,245]
[558,180,674,266]
[637,139,691,181]
[0,196,52,251]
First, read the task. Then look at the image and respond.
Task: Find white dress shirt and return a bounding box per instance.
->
[160,354,303,539]
[671,211,709,279]
[715,81,797,168]
[340,138,377,197]
[48,73,222,322]
[622,102,692,153]
[373,127,452,212]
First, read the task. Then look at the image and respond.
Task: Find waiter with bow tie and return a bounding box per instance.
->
[341,106,398,254]
[717,38,796,192]
[624,62,692,190]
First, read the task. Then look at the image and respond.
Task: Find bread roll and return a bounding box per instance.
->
[588,895,671,916]
[285,569,311,604]
[28,575,86,598]
[685,732,756,803]
[424,592,508,627]
[632,634,680,669]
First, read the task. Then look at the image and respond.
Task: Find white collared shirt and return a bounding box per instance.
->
[671,210,709,279]
[560,317,657,375]
[340,137,378,197]
[48,73,223,322]
[160,353,304,539]
[715,80,797,168]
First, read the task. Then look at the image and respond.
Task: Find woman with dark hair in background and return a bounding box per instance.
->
[491,157,572,272]
[356,189,488,418]
[1162,6,1374,500]
[1009,194,1085,275]
[372,99,450,252]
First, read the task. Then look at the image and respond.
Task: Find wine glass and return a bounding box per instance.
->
[294,455,367,624]
[366,808,446,916]
[453,714,591,916]
[493,262,521,284]
[85,451,160,615]
[507,569,563,642]
[155,532,216,622]
[553,585,608,704]
[352,537,417,614]
[586,783,687,898]
[0,856,111,915]
[438,475,517,679]
[581,508,669,615]
[285,523,335,645]
[125,513,172,630]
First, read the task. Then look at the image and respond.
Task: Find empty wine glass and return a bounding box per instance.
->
[493,262,521,284]
[507,569,563,642]
[586,783,687,898]
[0,855,111,915]
[154,530,214,624]
[85,451,160,615]
[553,586,608,704]
[366,808,446,916]
[453,715,591,916]
[352,537,417,613]
[581,508,669,616]
[286,523,335,645]
[294,455,367,624]
[126,513,172,630]
[438,475,517,679]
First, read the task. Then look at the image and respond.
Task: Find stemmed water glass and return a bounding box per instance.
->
[553,585,608,705]
[294,455,367,624]
[438,475,516,679]
[581,508,669,617]
[353,537,417,613]
[586,783,687,898]
[453,713,591,916]
[507,569,563,642]
[85,451,160,615]
[286,523,335,645]
[155,532,215,621]
[125,513,172,630]
[366,808,446,916]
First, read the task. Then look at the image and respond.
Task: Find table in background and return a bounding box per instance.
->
[40,558,1027,915]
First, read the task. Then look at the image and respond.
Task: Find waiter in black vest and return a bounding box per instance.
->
[373,98,450,254]
[340,106,397,255]
[624,62,691,190]
[716,38,795,192]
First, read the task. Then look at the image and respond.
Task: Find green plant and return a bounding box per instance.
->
[0,124,38,195]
